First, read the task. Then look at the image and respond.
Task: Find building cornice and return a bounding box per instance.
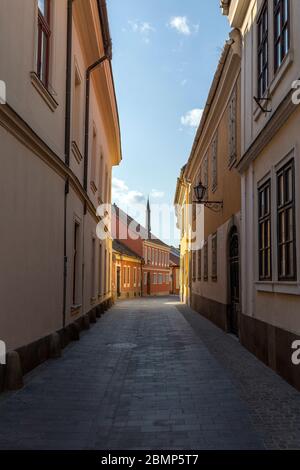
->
[236,89,297,174]
[74,0,122,167]
[0,103,100,223]
[185,29,241,181]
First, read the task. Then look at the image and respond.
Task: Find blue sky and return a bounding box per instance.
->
[108,0,230,245]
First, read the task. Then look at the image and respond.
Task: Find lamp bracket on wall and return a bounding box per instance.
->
[193,201,223,212]
[193,181,223,212]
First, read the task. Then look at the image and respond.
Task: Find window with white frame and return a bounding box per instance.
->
[257,1,269,98]
[258,180,272,280]
[277,159,296,281]
[257,157,297,283]
[274,0,290,72]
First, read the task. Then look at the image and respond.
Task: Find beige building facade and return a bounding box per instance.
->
[175,30,242,333]
[0,0,121,387]
[222,0,300,390]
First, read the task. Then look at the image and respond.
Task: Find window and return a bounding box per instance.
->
[98,242,102,296]
[91,238,96,298]
[258,180,272,280]
[133,267,137,286]
[98,154,104,201]
[37,0,51,87]
[153,273,157,285]
[128,267,130,286]
[211,133,218,192]
[72,222,80,305]
[104,249,107,293]
[203,241,208,281]
[257,2,269,97]
[192,251,196,281]
[212,233,218,282]
[90,126,97,190]
[144,272,147,285]
[73,66,82,145]
[277,160,296,280]
[197,249,202,281]
[228,88,237,165]
[274,0,290,72]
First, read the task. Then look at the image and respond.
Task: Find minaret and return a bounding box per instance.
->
[146,197,151,239]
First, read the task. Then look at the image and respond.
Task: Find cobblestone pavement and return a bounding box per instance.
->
[177,304,300,450]
[0,297,298,450]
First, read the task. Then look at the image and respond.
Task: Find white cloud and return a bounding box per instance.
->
[151,189,165,199]
[128,20,155,43]
[168,16,199,36]
[181,109,203,128]
[112,177,146,207]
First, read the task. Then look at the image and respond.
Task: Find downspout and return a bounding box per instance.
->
[62,0,73,328]
[83,55,108,191]
[84,0,112,191]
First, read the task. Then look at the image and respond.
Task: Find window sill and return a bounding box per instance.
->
[30,72,58,112]
[255,281,300,296]
[71,141,83,164]
[90,297,97,305]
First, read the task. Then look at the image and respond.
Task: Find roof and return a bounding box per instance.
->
[170,246,180,266]
[113,239,142,260]
[113,204,170,249]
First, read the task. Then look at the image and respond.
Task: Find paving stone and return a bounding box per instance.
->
[0,296,295,449]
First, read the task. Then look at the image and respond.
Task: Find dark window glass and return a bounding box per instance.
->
[37,0,51,87]
[277,160,296,280]
[274,0,290,71]
[257,2,268,97]
[258,180,272,280]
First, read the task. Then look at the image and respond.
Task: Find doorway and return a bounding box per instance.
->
[228,227,240,336]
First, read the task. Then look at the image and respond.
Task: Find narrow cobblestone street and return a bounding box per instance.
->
[0,297,299,450]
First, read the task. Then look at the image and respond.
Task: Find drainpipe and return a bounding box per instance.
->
[84,0,112,191]
[62,0,73,328]
[83,55,108,192]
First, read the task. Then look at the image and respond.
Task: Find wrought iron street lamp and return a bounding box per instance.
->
[193,181,223,211]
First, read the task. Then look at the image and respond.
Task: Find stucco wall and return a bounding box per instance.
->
[0,126,64,350]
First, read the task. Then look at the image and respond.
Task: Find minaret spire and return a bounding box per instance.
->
[146,196,151,239]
